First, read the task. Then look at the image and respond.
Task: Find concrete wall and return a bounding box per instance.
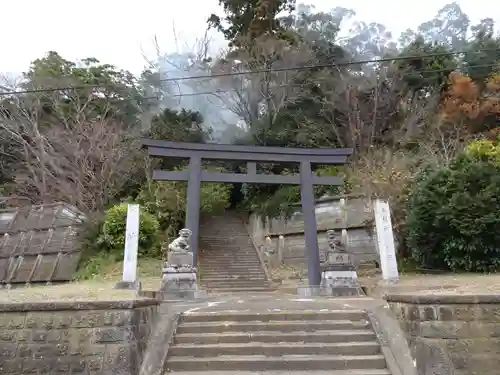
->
[248,195,379,268]
[386,294,500,375]
[0,299,160,375]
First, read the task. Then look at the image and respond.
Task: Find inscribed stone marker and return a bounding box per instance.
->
[373,199,399,282]
[122,204,140,285]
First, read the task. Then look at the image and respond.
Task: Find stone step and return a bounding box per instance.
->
[200,261,260,264]
[174,330,376,345]
[201,239,251,242]
[169,342,381,357]
[201,253,259,256]
[200,268,264,273]
[201,257,260,261]
[200,253,258,257]
[204,287,275,293]
[166,354,387,372]
[200,261,263,266]
[200,262,261,266]
[200,276,267,281]
[201,284,271,289]
[200,247,252,252]
[200,277,266,282]
[201,273,265,278]
[181,310,368,323]
[201,257,261,261]
[167,370,392,375]
[202,286,271,290]
[176,320,371,334]
[201,269,263,273]
[200,279,268,285]
[201,261,263,265]
[200,266,265,270]
[201,245,253,248]
[201,236,249,238]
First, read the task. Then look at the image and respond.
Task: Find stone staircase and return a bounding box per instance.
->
[164,310,391,374]
[199,212,273,292]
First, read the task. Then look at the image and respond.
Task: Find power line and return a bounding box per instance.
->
[162,63,500,98]
[0,47,499,97]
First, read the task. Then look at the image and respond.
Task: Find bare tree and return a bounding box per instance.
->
[310,65,406,152]
[0,92,143,212]
[212,36,315,130]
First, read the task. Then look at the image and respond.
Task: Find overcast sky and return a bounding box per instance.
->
[2,0,499,75]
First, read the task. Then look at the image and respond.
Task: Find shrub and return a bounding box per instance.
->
[97,203,161,257]
[406,153,500,272]
[136,170,231,238]
[466,138,500,164]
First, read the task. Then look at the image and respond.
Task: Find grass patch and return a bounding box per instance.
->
[74,253,162,282]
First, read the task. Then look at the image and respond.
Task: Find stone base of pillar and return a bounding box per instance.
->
[160,264,207,300]
[114,280,142,291]
[319,265,365,297]
[296,285,321,297]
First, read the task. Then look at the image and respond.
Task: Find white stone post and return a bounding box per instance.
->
[115,204,141,290]
[373,199,399,282]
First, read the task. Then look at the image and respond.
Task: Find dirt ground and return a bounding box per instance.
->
[278,270,500,296]
[0,258,162,303]
[1,271,500,303]
[0,277,162,303]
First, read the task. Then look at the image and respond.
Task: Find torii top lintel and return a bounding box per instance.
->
[141,138,354,164]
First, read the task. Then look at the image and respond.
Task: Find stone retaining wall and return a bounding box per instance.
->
[248,195,379,268]
[386,294,500,375]
[0,299,160,375]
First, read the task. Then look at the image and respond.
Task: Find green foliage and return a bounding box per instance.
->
[149,108,211,144]
[137,168,231,238]
[208,0,296,47]
[466,138,500,164]
[463,30,500,84]
[74,252,121,280]
[406,154,500,272]
[97,204,161,257]
[396,37,458,93]
[23,51,148,128]
[74,253,162,281]
[242,165,348,218]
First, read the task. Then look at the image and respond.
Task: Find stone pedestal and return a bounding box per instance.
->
[167,251,193,266]
[161,263,201,299]
[161,261,208,300]
[320,252,364,297]
[161,228,207,300]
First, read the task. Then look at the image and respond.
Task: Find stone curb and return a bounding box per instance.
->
[367,304,417,375]
[385,294,500,305]
[0,298,160,312]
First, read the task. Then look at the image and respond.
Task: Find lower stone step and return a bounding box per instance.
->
[201,258,261,262]
[166,354,387,371]
[201,281,270,286]
[174,330,376,344]
[169,342,381,356]
[181,310,367,323]
[202,284,270,289]
[167,371,391,375]
[203,287,274,293]
[176,320,371,334]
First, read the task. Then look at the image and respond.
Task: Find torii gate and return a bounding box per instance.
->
[142,139,353,287]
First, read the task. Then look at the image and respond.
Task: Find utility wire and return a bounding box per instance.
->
[0,48,499,97]
[163,62,500,98]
